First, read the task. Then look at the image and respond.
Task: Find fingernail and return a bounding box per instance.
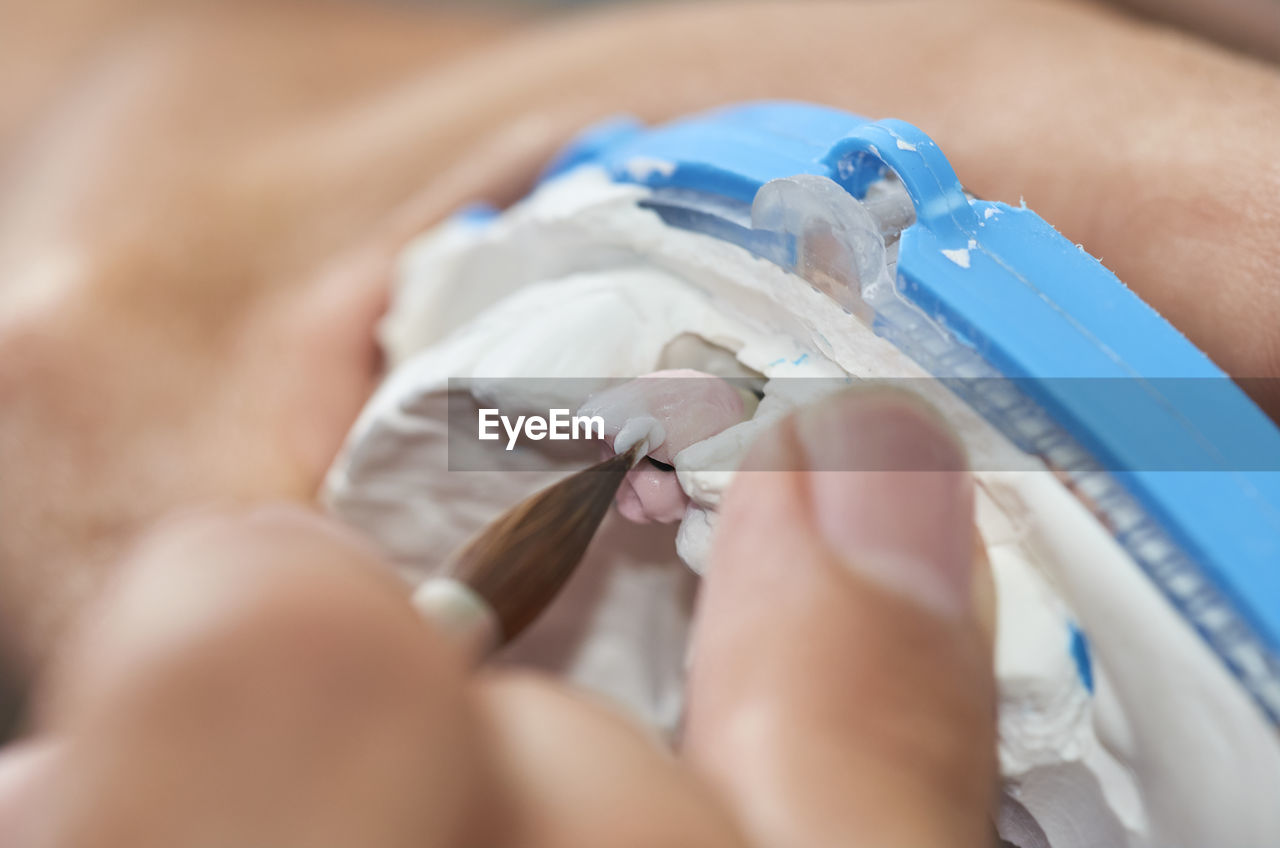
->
[795,390,973,617]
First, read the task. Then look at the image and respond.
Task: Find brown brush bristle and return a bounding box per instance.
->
[442,444,641,644]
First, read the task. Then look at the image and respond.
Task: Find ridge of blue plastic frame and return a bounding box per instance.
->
[538,101,1280,722]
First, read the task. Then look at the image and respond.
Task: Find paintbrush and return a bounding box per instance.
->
[411,438,650,659]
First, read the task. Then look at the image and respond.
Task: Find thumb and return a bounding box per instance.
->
[683,389,997,848]
[14,506,487,848]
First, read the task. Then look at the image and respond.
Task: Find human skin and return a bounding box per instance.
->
[1,393,996,847]
[0,0,1275,839]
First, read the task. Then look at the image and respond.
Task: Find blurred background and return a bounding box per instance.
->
[417,0,1280,62]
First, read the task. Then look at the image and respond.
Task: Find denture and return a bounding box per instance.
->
[325,167,1280,848]
[577,369,747,524]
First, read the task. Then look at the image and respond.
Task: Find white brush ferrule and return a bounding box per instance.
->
[412,578,501,661]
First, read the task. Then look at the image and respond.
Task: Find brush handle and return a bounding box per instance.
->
[411,439,652,662]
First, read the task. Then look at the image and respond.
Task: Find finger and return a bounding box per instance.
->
[473,672,745,848]
[683,390,997,848]
[0,742,56,844]
[258,99,582,484]
[21,505,486,848]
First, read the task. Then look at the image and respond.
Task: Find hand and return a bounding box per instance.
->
[0,393,996,848]
[2,0,1277,694]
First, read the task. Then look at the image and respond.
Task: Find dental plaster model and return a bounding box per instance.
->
[325,105,1280,848]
